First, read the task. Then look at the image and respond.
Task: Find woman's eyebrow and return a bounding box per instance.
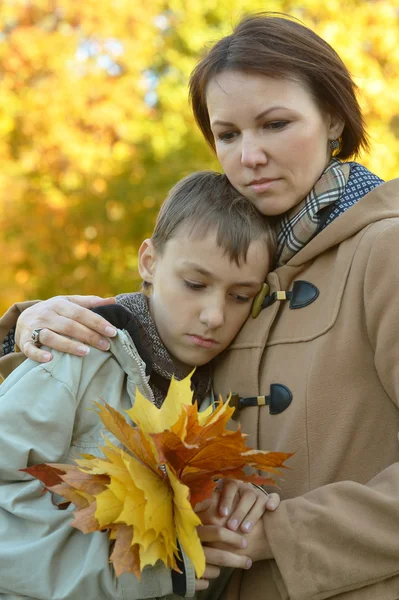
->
[255,106,286,121]
[211,105,287,127]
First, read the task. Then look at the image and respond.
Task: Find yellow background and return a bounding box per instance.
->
[1,0,398,314]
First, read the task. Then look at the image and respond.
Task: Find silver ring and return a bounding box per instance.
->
[31,328,44,347]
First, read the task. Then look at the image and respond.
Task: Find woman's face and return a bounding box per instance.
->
[206,71,344,216]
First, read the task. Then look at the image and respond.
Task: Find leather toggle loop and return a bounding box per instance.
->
[251,282,270,318]
[252,280,319,316]
[230,383,292,418]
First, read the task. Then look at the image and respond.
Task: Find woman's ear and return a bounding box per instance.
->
[138,239,157,283]
[328,111,345,140]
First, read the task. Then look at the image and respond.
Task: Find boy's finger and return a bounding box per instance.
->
[240,492,280,532]
[194,497,213,513]
[203,565,221,579]
[218,479,239,517]
[226,487,258,531]
[195,579,210,591]
[265,492,280,511]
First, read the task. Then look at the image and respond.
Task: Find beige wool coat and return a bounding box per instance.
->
[212,179,399,600]
[2,180,399,600]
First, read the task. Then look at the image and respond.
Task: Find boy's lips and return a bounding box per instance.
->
[187,334,217,349]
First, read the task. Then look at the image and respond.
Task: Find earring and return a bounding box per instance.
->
[141,282,153,297]
[329,139,340,151]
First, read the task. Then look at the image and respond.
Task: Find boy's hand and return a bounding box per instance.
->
[216,479,280,533]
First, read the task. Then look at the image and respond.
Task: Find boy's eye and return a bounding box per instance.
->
[232,294,250,304]
[184,280,205,291]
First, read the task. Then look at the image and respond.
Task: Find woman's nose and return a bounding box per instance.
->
[241,134,267,168]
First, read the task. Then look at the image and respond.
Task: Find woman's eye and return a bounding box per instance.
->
[264,120,288,130]
[217,131,238,143]
[184,280,205,291]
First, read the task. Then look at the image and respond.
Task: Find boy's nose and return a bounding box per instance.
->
[200,304,225,330]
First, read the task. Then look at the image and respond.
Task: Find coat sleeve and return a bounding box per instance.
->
[0,357,178,600]
[0,300,39,345]
[0,300,39,381]
[264,221,399,600]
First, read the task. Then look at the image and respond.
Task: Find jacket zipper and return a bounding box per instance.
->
[119,329,156,405]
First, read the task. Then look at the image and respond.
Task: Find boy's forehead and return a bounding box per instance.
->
[164,228,270,280]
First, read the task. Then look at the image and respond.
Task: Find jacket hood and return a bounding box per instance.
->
[285,179,399,268]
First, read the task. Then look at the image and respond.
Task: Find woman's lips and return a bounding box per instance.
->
[247,178,279,192]
[187,335,217,349]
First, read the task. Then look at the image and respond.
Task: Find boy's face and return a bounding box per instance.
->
[138,228,270,374]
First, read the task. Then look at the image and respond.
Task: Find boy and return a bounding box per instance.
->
[0,172,275,599]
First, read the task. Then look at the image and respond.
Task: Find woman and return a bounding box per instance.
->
[2,12,399,600]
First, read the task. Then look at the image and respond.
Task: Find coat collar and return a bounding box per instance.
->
[282,179,399,268]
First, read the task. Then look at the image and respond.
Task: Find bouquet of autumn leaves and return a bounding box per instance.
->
[23,375,291,579]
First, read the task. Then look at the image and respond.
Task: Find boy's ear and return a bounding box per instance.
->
[138,238,157,283]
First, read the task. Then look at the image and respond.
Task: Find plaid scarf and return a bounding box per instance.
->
[276,159,350,265]
[116,292,212,408]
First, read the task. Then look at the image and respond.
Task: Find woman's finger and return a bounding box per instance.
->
[198,525,246,548]
[61,295,117,308]
[16,296,118,361]
[22,341,54,363]
[203,546,252,570]
[28,317,114,352]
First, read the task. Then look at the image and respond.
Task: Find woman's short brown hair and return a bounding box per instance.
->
[189,12,369,159]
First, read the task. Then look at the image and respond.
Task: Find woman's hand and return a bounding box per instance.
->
[196,488,274,564]
[206,517,272,564]
[15,295,117,362]
[195,525,252,591]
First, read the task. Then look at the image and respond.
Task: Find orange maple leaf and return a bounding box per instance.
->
[23,373,292,579]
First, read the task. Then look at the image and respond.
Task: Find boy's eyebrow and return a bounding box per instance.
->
[181,261,261,287]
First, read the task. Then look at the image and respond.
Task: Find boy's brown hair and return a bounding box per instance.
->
[152,170,275,261]
[142,171,275,291]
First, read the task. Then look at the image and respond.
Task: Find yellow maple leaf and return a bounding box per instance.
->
[23,373,292,579]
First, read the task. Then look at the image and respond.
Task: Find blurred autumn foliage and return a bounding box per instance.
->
[1,0,398,314]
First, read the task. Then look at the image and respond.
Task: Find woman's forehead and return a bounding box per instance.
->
[206,71,317,118]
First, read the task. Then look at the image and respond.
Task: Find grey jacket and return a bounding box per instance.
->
[0,328,196,599]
